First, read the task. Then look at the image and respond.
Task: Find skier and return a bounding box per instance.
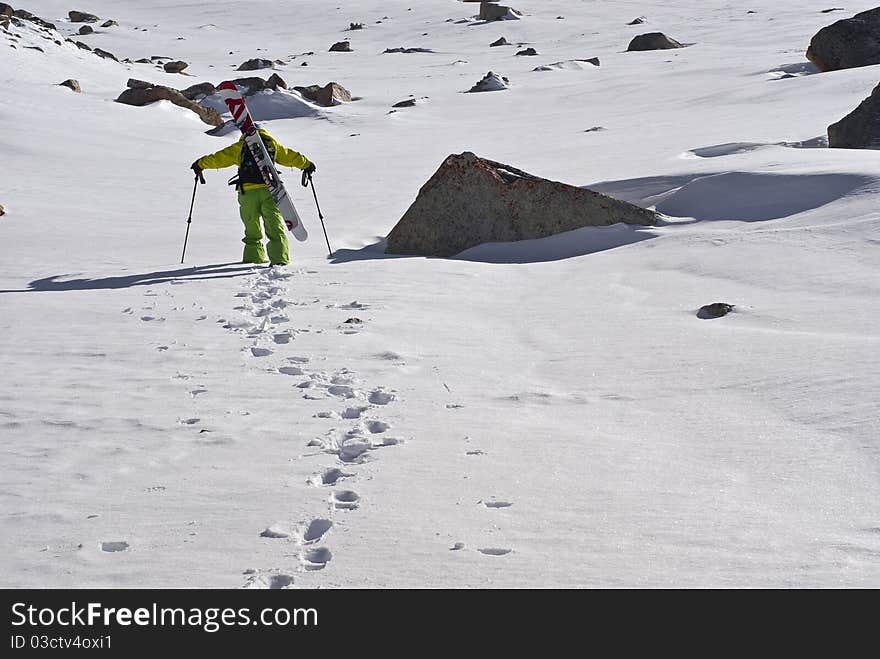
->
[191,128,315,266]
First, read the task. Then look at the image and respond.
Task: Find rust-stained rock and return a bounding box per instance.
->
[386,152,657,257]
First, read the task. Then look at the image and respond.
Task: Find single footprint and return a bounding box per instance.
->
[190,388,208,397]
[301,547,332,571]
[279,366,304,376]
[338,440,371,464]
[101,541,129,552]
[483,500,513,509]
[331,490,360,510]
[273,332,293,345]
[372,436,403,448]
[179,418,200,425]
[366,420,390,434]
[341,406,368,419]
[308,467,354,486]
[244,573,295,589]
[328,385,358,399]
[478,548,512,556]
[368,389,395,405]
[251,347,273,357]
[302,518,333,544]
[260,525,290,539]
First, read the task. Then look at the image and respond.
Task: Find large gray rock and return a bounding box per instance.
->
[627,32,683,51]
[116,85,223,126]
[385,152,657,257]
[828,82,880,148]
[806,7,880,72]
[180,81,216,99]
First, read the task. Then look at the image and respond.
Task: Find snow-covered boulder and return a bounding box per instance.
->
[807,7,880,72]
[828,82,880,148]
[385,152,657,257]
[466,71,509,92]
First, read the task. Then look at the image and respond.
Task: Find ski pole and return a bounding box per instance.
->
[304,172,332,256]
[181,169,205,264]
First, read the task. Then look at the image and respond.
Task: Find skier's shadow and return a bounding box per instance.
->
[0,263,256,293]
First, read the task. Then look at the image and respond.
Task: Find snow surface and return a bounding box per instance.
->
[1,0,879,588]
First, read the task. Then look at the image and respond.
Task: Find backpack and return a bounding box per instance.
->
[228,133,278,191]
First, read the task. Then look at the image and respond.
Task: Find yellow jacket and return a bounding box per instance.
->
[196,129,311,192]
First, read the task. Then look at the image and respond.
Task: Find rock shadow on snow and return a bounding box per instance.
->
[589,172,873,222]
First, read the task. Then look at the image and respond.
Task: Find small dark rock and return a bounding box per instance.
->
[59,78,80,92]
[163,60,188,73]
[74,40,91,51]
[237,57,273,71]
[329,40,352,52]
[344,318,363,324]
[821,7,845,13]
[490,37,508,47]
[697,302,734,319]
[515,47,538,56]
[0,203,5,216]
[627,32,684,51]
[0,4,12,18]
[628,16,647,25]
[393,98,417,108]
[78,24,92,35]
[93,48,117,60]
[348,22,364,30]
[101,19,118,27]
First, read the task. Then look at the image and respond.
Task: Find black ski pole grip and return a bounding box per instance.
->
[301,170,309,188]
[197,170,206,185]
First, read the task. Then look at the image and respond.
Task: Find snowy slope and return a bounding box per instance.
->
[1,1,878,588]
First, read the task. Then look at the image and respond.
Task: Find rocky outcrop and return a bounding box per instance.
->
[116,83,223,126]
[466,71,509,92]
[163,60,188,73]
[69,10,99,23]
[516,47,538,56]
[237,57,273,71]
[385,152,657,257]
[293,82,351,106]
[0,4,13,17]
[828,82,880,148]
[59,79,80,92]
[77,25,92,35]
[806,8,880,72]
[627,32,683,51]
[329,40,352,52]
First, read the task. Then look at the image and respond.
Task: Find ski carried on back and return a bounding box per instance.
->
[216,80,308,242]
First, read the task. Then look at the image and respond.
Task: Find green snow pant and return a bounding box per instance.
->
[238,187,289,265]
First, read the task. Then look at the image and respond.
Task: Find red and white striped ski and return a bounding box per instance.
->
[216,80,308,242]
